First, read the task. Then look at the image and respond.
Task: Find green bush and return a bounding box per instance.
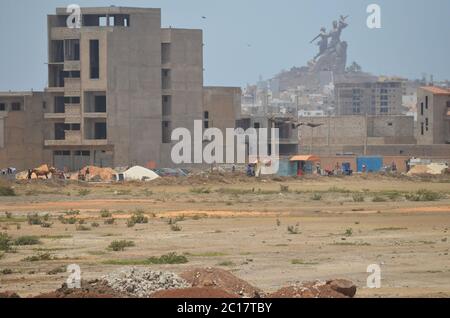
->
[1,268,13,275]
[23,253,53,262]
[27,213,43,225]
[109,240,135,251]
[78,189,91,196]
[130,211,149,224]
[104,218,115,225]
[0,232,12,251]
[100,210,112,218]
[170,224,182,232]
[405,189,441,202]
[352,193,365,202]
[372,196,387,202]
[287,225,300,235]
[0,186,15,197]
[14,236,41,246]
[311,193,322,201]
[146,252,188,264]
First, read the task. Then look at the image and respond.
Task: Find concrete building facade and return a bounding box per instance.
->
[416,86,450,145]
[335,79,402,116]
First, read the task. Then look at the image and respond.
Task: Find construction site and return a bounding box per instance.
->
[0,5,450,300]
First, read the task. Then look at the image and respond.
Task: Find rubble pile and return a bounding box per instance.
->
[101,268,190,298]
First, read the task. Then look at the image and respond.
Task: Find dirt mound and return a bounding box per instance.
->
[180,267,261,298]
[150,287,235,298]
[268,279,357,298]
[35,280,125,298]
[0,291,20,298]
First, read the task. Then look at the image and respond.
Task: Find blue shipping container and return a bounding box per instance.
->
[357,156,383,173]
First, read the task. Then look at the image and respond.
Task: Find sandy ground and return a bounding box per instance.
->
[0,174,449,298]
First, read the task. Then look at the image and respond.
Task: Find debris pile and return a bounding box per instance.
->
[407,163,448,176]
[268,279,357,298]
[101,268,190,298]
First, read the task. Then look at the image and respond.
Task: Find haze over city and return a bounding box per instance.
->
[1,0,450,91]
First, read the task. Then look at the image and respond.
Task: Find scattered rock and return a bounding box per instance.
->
[101,268,190,298]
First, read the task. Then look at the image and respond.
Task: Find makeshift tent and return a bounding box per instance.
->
[290,155,321,176]
[121,166,160,181]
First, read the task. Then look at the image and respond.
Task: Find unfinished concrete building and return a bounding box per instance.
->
[335,78,403,116]
[0,7,241,171]
[416,86,450,145]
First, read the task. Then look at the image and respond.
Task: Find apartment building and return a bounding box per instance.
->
[416,86,450,145]
[335,79,402,116]
[0,7,241,171]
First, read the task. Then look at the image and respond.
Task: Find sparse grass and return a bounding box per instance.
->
[374,227,408,231]
[291,259,319,265]
[100,210,112,218]
[287,224,300,235]
[27,213,44,225]
[372,196,387,202]
[65,210,80,216]
[76,225,91,231]
[1,268,13,275]
[311,193,322,201]
[59,216,77,225]
[405,189,441,202]
[0,232,12,251]
[331,241,371,246]
[115,189,132,196]
[104,218,115,225]
[14,236,41,246]
[78,189,91,196]
[170,224,182,232]
[379,190,402,200]
[280,185,289,193]
[344,228,353,237]
[217,261,235,267]
[0,185,15,196]
[186,252,228,257]
[22,253,53,262]
[352,193,365,202]
[108,240,135,251]
[40,234,72,240]
[128,211,149,226]
[328,186,350,193]
[190,187,211,194]
[47,266,66,275]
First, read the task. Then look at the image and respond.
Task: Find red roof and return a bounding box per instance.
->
[421,86,450,95]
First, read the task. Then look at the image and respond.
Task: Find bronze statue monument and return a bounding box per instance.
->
[310,15,349,74]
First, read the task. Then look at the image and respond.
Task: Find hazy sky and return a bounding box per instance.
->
[0,0,449,91]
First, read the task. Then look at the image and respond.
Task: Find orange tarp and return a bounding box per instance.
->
[290,155,320,162]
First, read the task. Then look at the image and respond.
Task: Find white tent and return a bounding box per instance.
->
[121,166,160,182]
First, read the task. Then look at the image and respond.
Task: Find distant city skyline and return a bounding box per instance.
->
[0,0,449,91]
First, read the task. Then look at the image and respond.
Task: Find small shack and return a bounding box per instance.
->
[290,155,321,176]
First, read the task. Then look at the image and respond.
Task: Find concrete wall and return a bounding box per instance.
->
[106,10,163,167]
[0,93,52,170]
[300,115,416,149]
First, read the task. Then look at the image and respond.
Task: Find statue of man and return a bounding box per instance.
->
[312,27,329,60]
